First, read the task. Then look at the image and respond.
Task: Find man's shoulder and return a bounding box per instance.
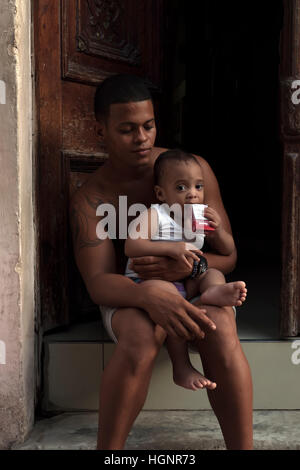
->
[152,146,168,159]
[154,146,168,153]
[191,153,209,167]
[70,168,111,213]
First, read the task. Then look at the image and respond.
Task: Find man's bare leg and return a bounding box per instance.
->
[191,303,253,450]
[97,307,166,450]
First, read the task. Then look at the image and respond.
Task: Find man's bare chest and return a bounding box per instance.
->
[86,177,157,227]
[105,182,156,212]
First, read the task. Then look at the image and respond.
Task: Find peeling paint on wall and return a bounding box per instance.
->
[0,80,5,104]
[0,341,6,365]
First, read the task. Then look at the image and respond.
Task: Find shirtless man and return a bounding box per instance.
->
[70,74,253,450]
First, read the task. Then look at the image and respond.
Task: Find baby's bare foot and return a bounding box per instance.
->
[200,281,247,307]
[203,281,248,307]
[173,365,217,391]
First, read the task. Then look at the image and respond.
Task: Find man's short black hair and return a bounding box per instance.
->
[94,74,153,121]
[153,149,201,186]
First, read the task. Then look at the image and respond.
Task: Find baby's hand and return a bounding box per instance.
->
[204,206,222,231]
[169,242,202,269]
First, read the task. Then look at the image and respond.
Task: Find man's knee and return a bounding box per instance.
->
[201,305,239,352]
[118,335,161,374]
[116,307,163,373]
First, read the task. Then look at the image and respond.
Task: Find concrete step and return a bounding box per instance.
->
[42,320,300,412]
[12,410,300,450]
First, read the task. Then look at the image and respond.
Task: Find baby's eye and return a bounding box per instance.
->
[196,184,204,190]
[176,184,186,191]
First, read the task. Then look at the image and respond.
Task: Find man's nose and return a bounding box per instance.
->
[134,127,148,143]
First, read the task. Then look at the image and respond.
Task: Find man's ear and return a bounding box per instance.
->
[95,120,105,141]
[154,185,165,202]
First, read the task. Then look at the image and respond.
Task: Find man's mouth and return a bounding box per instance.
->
[132,148,151,156]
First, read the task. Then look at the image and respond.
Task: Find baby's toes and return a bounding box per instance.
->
[207,381,217,390]
[199,377,208,387]
[204,379,215,390]
[194,379,204,389]
[205,378,216,389]
[191,381,200,391]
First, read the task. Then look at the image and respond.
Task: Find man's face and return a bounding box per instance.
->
[155,161,205,208]
[100,100,157,168]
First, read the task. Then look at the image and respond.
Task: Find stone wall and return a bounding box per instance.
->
[0,0,35,449]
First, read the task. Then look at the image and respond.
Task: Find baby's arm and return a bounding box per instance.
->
[204,206,235,256]
[125,208,200,268]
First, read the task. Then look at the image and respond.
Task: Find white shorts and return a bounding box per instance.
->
[99,297,236,346]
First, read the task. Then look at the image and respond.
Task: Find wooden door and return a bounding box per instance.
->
[34,0,164,333]
[279,0,300,336]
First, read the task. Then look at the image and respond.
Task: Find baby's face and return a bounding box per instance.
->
[155,161,204,208]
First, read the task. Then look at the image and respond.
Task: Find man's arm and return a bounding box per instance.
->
[70,189,143,307]
[196,156,237,274]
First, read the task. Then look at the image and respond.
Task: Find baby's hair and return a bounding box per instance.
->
[153,149,202,185]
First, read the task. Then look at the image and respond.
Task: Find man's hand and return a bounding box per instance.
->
[129,254,195,281]
[139,284,216,341]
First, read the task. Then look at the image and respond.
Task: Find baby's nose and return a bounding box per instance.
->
[186,190,197,199]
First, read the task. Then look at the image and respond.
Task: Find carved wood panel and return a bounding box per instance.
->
[62,0,163,90]
[35,0,165,333]
[77,0,141,65]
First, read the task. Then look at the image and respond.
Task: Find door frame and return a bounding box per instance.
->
[32,1,300,408]
[279,0,300,336]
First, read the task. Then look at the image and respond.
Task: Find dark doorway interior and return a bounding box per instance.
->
[163,0,284,338]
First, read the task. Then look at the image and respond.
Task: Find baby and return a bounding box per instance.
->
[125,149,247,391]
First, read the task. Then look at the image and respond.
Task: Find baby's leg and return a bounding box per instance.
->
[166,336,216,391]
[139,279,216,391]
[197,269,247,307]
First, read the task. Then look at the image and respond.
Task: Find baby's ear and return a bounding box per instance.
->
[154,185,165,202]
